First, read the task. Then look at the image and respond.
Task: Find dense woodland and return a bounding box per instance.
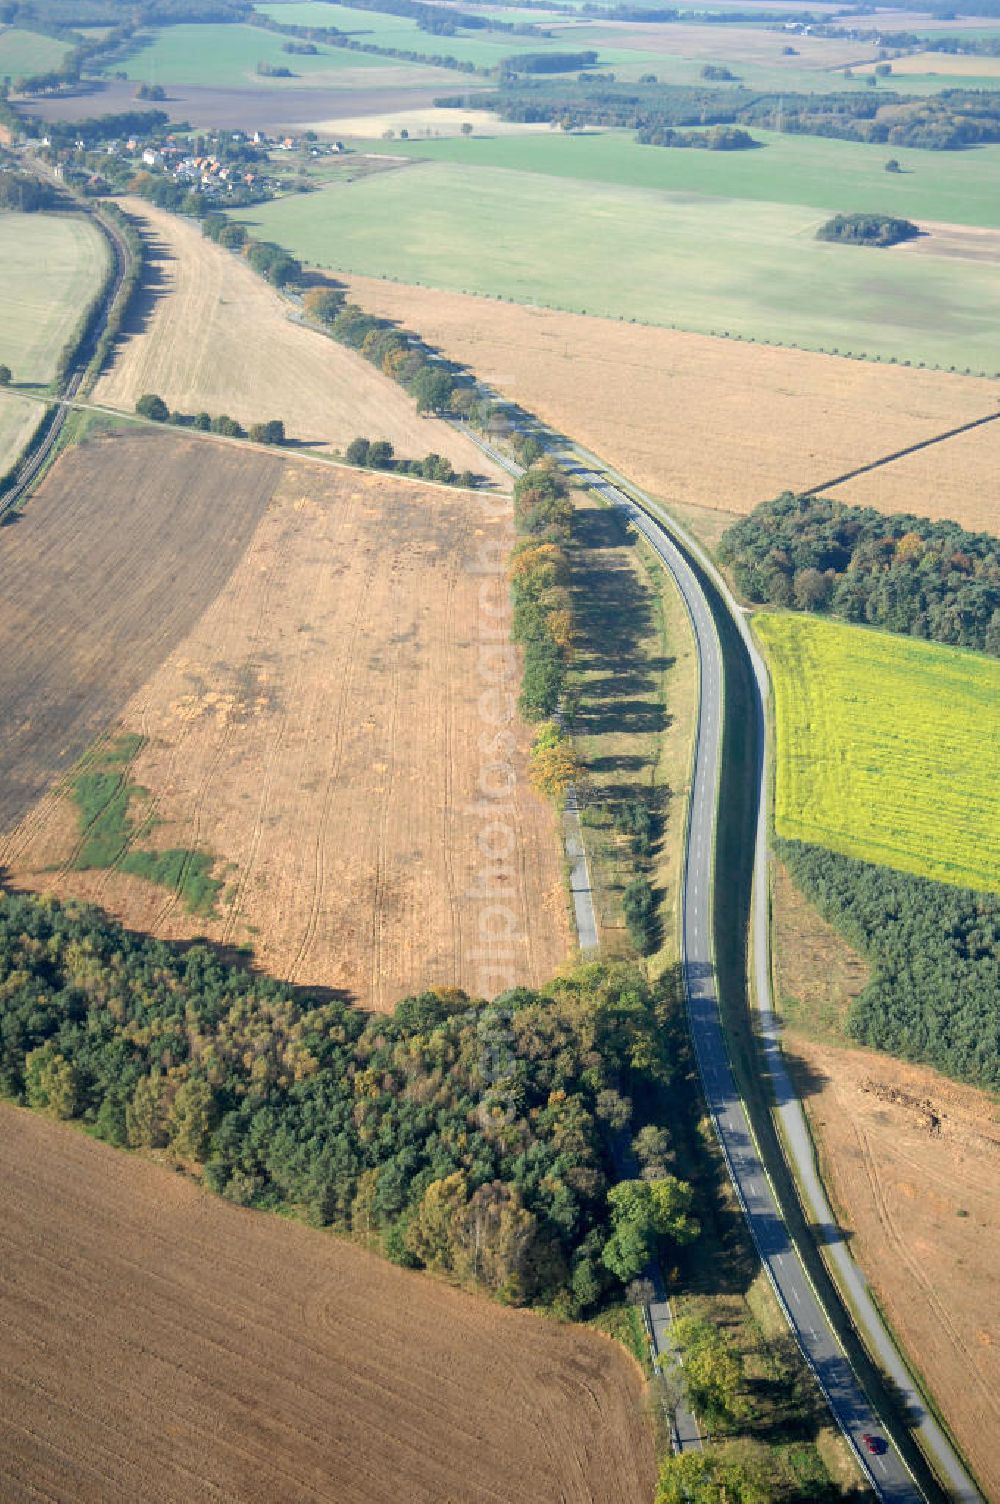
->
[0,893,697,1312]
[719,493,1000,655]
[778,841,1000,1091]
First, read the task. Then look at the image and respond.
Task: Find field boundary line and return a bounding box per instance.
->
[805,410,1000,496]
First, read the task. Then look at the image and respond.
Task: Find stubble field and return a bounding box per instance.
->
[755,613,1000,892]
[0,1102,656,1504]
[340,275,1000,532]
[0,427,282,838]
[6,458,571,1007]
[771,864,1000,1500]
[94,200,502,483]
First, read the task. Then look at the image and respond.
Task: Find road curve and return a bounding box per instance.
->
[579,469,925,1503]
[454,419,981,1502]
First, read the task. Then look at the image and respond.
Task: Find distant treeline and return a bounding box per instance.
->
[778,840,1000,1091]
[0,891,698,1314]
[443,78,1000,149]
[719,493,1000,656]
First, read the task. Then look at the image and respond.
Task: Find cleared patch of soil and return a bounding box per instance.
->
[772,860,1000,1498]
[94,201,505,487]
[341,275,1000,532]
[894,218,1000,263]
[786,1037,1000,1500]
[0,427,282,836]
[7,463,572,1008]
[0,1102,656,1504]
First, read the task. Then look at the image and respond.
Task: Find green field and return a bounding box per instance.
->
[243,161,1000,370]
[0,25,71,78]
[756,613,1000,893]
[0,212,107,385]
[364,127,1000,228]
[115,22,426,87]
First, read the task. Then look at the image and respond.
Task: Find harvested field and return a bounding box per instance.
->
[94,200,503,485]
[7,462,572,1008]
[860,50,1000,76]
[343,275,1000,531]
[785,1039,1000,1499]
[0,1102,656,1504]
[0,427,282,835]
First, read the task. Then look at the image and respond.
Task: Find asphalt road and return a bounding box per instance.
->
[451,420,982,1503]
[577,470,926,1503]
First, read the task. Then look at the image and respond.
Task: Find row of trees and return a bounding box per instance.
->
[509,460,575,722]
[778,840,1000,1091]
[0,891,698,1314]
[344,435,474,487]
[0,172,56,211]
[719,492,1000,655]
[303,285,466,416]
[136,393,284,444]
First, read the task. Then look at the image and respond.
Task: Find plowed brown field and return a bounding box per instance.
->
[772,863,1000,1498]
[94,200,506,487]
[0,427,282,836]
[343,275,1000,532]
[789,1039,1000,1499]
[6,461,571,1007]
[0,1102,656,1504]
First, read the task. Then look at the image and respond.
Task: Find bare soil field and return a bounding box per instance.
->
[790,1041,1000,1499]
[772,861,1000,1498]
[0,1102,655,1504]
[0,427,281,836]
[896,218,1000,263]
[6,461,571,1008]
[94,201,503,486]
[17,77,479,130]
[344,275,1000,531]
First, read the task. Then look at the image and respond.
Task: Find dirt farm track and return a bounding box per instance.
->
[0,1103,655,1504]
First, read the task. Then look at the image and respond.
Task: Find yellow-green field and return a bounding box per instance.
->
[756,613,1000,893]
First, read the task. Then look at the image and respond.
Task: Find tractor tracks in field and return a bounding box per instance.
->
[805,410,1000,496]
